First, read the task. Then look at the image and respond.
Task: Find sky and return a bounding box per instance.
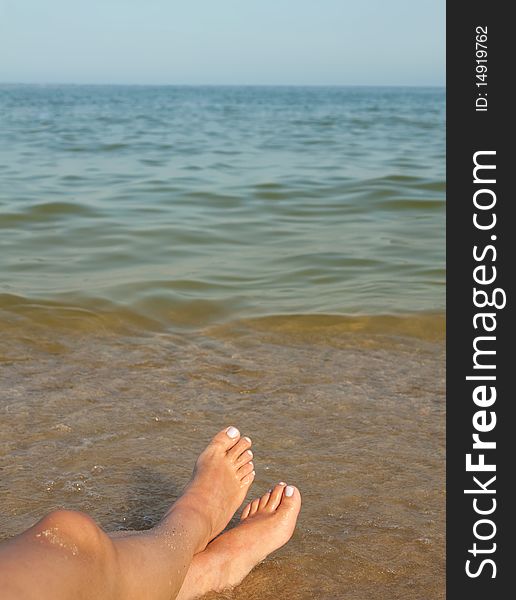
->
[0,0,444,86]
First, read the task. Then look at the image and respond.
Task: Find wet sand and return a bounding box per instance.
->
[0,313,444,599]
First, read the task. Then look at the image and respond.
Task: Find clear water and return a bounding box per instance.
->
[0,85,445,599]
[0,85,444,322]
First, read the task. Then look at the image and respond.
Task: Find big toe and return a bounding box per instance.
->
[209,426,241,452]
[277,485,302,517]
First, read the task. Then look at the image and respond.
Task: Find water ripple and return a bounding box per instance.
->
[0,85,444,328]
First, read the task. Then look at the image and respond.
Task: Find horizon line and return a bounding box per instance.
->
[0,80,445,89]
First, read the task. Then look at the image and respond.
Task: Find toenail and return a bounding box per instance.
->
[244,436,251,443]
[285,486,294,497]
[279,481,286,486]
[247,450,253,456]
[226,426,239,439]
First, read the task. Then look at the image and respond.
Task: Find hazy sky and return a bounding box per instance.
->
[0,0,444,86]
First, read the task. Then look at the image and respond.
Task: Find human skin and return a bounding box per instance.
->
[0,427,301,600]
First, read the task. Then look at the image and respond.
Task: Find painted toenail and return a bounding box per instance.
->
[226,426,239,438]
[279,481,286,486]
[285,486,294,497]
[244,436,251,443]
[247,450,253,456]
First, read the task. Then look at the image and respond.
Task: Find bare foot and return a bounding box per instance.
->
[161,426,255,552]
[176,482,302,599]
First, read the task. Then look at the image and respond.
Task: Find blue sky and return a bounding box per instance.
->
[0,0,444,86]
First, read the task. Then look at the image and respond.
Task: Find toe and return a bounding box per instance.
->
[249,498,260,516]
[234,448,253,468]
[265,482,287,512]
[241,502,252,520]
[258,491,271,510]
[237,462,254,479]
[240,469,255,487]
[277,485,302,514]
[209,426,241,452]
[227,436,252,461]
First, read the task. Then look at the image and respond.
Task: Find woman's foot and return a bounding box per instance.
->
[176,482,302,600]
[161,426,255,552]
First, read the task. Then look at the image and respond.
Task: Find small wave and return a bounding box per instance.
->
[0,293,444,343]
[379,198,443,211]
[100,143,130,152]
[0,202,101,227]
[209,312,445,344]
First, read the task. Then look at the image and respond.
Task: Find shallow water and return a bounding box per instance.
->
[0,85,444,598]
[0,315,445,599]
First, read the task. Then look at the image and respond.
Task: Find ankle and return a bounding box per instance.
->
[200,546,235,593]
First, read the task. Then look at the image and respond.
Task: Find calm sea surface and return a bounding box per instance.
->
[0,85,445,599]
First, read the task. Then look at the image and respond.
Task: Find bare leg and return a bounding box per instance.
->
[0,427,255,600]
[177,482,302,600]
